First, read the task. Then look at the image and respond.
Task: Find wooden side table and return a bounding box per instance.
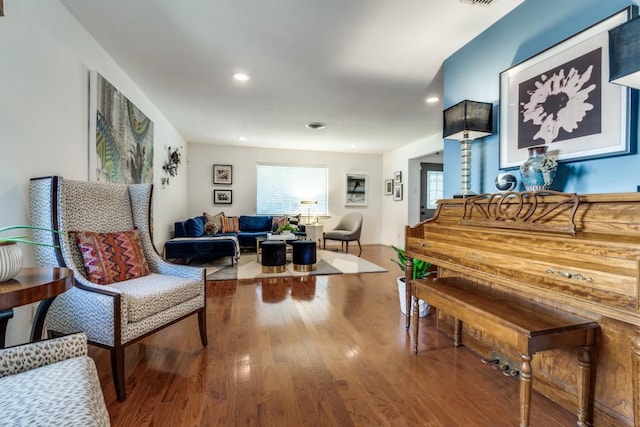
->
[0,267,74,347]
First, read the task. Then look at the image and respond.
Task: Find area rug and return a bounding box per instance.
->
[202,250,387,280]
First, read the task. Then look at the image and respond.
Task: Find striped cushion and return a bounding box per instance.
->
[221,216,240,233]
[74,229,150,285]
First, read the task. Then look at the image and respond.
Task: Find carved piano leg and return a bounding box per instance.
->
[405,256,414,330]
[631,332,640,427]
[577,344,593,427]
[519,354,533,427]
[412,296,420,354]
[453,318,462,347]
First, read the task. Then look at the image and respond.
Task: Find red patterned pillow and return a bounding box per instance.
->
[74,230,150,285]
[221,215,240,233]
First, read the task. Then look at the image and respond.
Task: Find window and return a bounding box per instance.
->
[256,163,328,218]
[426,170,443,210]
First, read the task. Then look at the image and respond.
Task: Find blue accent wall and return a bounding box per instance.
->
[443,0,640,197]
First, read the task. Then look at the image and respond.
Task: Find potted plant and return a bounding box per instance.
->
[278,223,298,234]
[0,225,63,282]
[391,245,433,317]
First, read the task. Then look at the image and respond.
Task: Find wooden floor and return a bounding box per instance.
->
[93,244,576,426]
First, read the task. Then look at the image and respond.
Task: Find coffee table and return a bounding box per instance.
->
[256,233,298,261]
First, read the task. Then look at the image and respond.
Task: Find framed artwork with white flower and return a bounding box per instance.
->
[499,7,635,169]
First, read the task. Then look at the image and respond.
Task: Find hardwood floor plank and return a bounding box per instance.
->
[92,245,577,426]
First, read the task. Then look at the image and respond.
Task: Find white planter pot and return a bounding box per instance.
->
[0,242,23,282]
[397,277,430,317]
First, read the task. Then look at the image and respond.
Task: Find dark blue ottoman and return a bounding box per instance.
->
[292,240,317,272]
[261,241,286,273]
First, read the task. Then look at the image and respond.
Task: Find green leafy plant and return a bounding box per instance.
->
[0,225,65,247]
[391,245,433,280]
[278,223,298,233]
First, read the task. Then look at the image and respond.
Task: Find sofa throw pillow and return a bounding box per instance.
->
[272,216,286,231]
[204,221,218,235]
[221,215,240,233]
[185,216,205,237]
[203,211,224,234]
[287,214,301,225]
[74,230,150,285]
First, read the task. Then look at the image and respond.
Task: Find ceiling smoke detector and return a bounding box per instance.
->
[306,122,326,130]
[460,0,494,5]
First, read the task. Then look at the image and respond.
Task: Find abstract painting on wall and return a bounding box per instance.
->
[89,71,154,183]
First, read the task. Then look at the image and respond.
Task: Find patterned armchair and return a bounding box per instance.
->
[0,333,110,426]
[28,176,207,401]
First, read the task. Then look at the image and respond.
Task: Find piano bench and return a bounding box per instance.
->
[411,277,599,427]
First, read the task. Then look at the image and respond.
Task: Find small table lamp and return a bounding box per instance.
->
[609,16,640,89]
[443,100,493,198]
[300,200,317,225]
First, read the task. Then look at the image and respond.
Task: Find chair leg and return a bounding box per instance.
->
[357,239,362,257]
[198,307,208,347]
[111,345,126,401]
[345,241,349,253]
[323,238,326,250]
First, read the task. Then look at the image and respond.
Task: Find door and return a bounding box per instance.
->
[420,163,443,221]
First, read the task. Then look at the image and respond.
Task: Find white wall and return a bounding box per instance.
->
[381,134,443,248]
[0,1,188,345]
[187,144,383,245]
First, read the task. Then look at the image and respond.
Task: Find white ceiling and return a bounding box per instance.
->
[61,0,523,154]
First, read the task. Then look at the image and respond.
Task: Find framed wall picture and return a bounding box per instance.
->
[393,184,403,201]
[345,173,367,206]
[385,179,393,195]
[88,71,154,183]
[499,7,634,169]
[394,171,402,183]
[213,164,233,184]
[213,189,232,204]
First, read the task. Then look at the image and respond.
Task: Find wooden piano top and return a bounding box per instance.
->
[405,191,640,325]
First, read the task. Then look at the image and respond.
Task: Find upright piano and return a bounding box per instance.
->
[404,191,640,426]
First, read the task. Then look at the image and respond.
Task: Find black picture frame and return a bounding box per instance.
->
[393,184,403,201]
[499,7,634,169]
[385,179,393,195]
[213,189,232,204]
[394,171,402,183]
[213,164,232,184]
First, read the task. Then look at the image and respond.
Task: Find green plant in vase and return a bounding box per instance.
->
[391,245,433,317]
[0,225,65,282]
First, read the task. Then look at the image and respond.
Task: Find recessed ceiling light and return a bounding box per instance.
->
[425,97,440,104]
[233,73,250,82]
[237,136,247,141]
[306,122,326,130]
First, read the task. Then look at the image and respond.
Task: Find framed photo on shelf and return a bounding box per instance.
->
[385,179,393,195]
[394,171,402,183]
[499,7,634,169]
[213,164,232,184]
[345,173,368,206]
[393,184,403,201]
[213,190,232,204]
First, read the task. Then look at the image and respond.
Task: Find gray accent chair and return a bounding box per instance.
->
[0,333,110,426]
[28,176,207,401]
[323,213,363,256]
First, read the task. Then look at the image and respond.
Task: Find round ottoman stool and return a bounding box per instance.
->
[292,240,317,272]
[261,241,286,273]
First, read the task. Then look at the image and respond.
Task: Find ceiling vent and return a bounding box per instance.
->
[460,0,494,6]
[306,122,326,130]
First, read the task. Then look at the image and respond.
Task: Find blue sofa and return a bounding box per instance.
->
[164,214,304,264]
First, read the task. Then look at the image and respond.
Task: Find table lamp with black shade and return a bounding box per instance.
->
[443,100,493,198]
[609,16,640,89]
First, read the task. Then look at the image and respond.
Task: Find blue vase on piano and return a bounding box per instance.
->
[519,145,557,192]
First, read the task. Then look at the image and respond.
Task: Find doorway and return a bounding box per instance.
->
[420,162,443,221]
